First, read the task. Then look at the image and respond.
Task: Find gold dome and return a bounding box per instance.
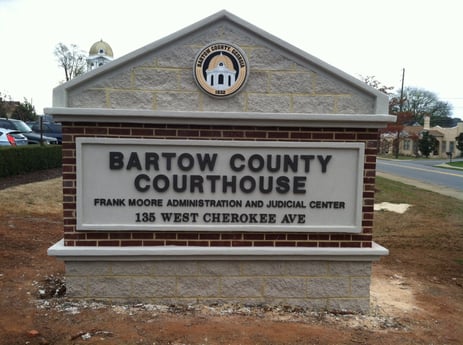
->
[89,39,113,57]
[207,53,235,72]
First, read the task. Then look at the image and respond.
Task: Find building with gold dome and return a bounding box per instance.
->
[87,39,113,71]
[206,52,237,90]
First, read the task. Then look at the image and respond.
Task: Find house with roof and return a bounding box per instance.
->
[379,115,463,158]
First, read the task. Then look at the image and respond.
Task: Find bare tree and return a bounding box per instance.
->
[54,43,87,82]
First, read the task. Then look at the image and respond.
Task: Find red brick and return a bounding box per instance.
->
[312,132,334,140]
[87,233,109,239]
[245,131,266,138]
[155,233,177,239]
[76,241,97,246]
[110,233,132,239]
[290,132,312,139]
[210,241,231,247]
[178,129,199,137]
[155,129,177,136]
[231,241,252,247]
[121,241,143,246]
[132,128,154,136]
[288,234,309,240]
[223,131,244,138]
[109,128,131,135]
[318,242,339,248]
[330,234,352,241]
[335,132,356,140]
[253,241,274,247]
[178,233,199,240]
[132,233,154,239]
[341,242,361,248]
[296,242,317,247]
[265,233,286,240]
[221,233,243,240]
[244,234,265,240]
[199,233,221,240]
[99,241,120,246]
[143,240,165,246]
[268,131,289,139]
[275,241,296,247]
[187,241,210,246]
[309,234,330,241]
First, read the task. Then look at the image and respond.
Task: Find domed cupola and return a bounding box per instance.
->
[87,39,114,71]
[205,53,237,90]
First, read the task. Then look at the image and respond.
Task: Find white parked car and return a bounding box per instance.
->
[0,128,28,146]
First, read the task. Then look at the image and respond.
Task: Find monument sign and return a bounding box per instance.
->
[47,11,394,313]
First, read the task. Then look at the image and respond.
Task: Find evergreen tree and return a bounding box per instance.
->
[456,133,463,157]
[418,131,438,158]
[11,99,37,122]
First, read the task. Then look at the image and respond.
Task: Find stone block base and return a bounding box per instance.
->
[48,241,388,313]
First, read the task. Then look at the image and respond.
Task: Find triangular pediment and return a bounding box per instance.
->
[52,10,388,115]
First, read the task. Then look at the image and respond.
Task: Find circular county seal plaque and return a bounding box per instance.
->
[194,42,249,98]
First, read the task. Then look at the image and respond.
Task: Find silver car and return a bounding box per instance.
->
[0,128,28,146]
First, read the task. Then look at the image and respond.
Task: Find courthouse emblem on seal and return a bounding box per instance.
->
[194,42,249,97]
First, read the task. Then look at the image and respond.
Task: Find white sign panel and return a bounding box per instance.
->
[76,138,364,232]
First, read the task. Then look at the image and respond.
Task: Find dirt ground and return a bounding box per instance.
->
[0,170,462,345]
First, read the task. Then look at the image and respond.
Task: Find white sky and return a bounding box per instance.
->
[1,0,462,117]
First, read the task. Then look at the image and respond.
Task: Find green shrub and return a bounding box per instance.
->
[0,145,62,178]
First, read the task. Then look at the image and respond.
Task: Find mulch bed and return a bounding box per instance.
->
[0,168,62,190]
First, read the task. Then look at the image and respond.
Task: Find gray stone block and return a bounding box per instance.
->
[111,262,155,276]
[197,261,241,276]
[65,276,88,297]
[328,298,370,313]
[350,277,371,297]
[66,261,111,276]
[156,92,200,111]
[313,73,355,94]
[156,46,198,69]
[109,90,154,109]
[245,71,269,92]
[92,70,132,89]
[242,261,287,276]
[328,262,371,277]
[264,278,306,298]
[269,72,312,94]
[285,261,329,276]
[177,277,219,297]
[336,93,375,114]
[201,92,246,112]
[293,95,335,113]
[178,69,197,91]
[68,89,106,108]
[271,298,328,310]
[134,68,179,90]
[155,261,198,276]
[221,277,263,297]
[307,277,350,298]
[132,277,177,297]
[88,277,132,298]
[247,94,291,113]
[249,48,295,70]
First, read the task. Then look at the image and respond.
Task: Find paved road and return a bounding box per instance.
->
[376,158,463,200]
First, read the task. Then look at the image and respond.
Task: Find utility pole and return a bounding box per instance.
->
[395,68,405,159]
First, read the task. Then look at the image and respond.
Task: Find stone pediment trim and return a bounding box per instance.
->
[45,107,396,128]
[48,239,388,262]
